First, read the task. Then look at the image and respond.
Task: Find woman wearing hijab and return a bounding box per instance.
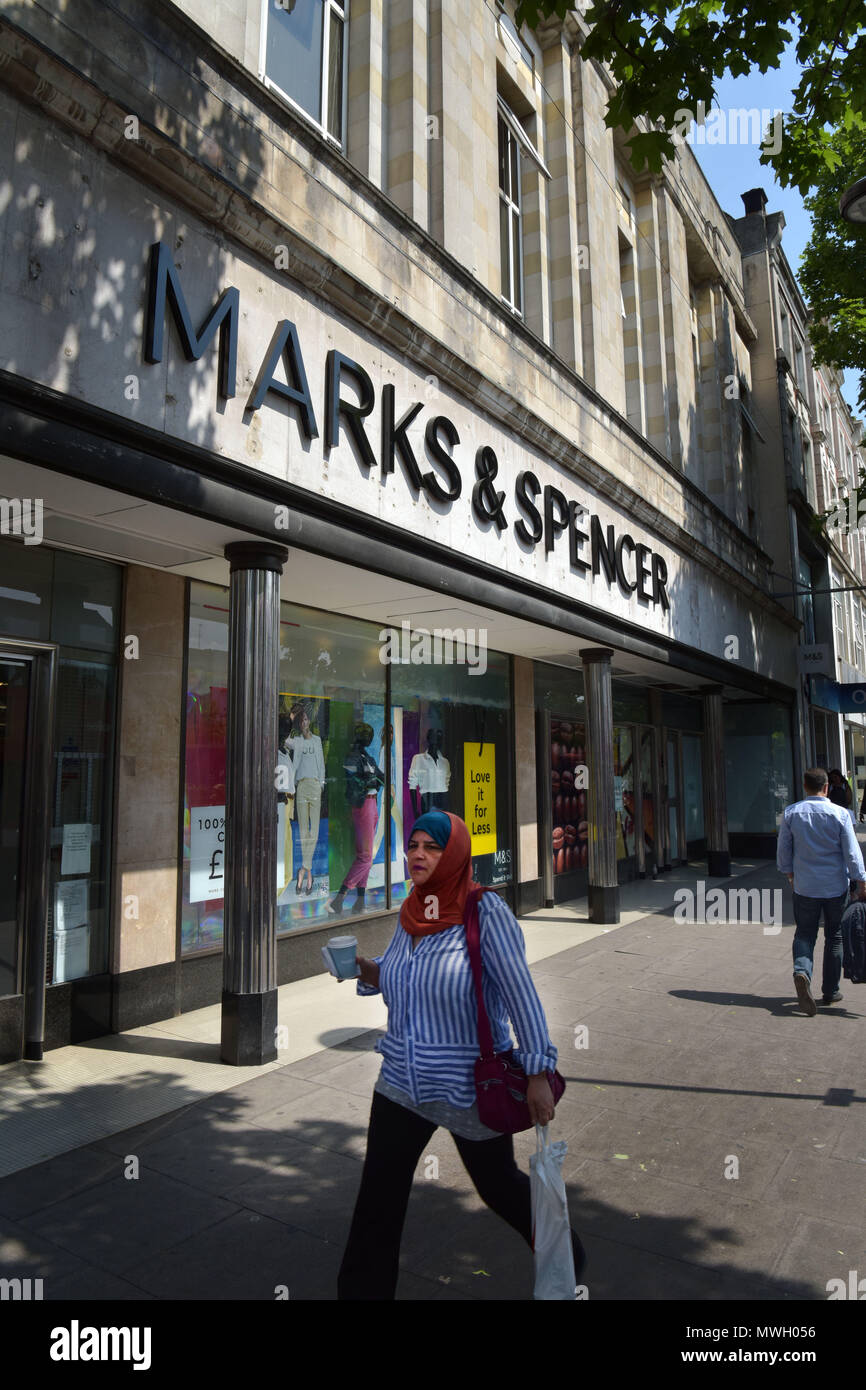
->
[337,809,585,1300]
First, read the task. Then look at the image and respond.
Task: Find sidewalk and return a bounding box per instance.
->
[1,858,864,1301]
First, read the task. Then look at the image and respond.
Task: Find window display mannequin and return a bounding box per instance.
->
[285,704,326,894]
[408,727,451,817]
[329,722,386,916]
[277,718,296,895]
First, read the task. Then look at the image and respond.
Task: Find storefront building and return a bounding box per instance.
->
[0,1,799,1062]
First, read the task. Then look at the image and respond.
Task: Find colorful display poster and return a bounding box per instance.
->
[464,742,497,856]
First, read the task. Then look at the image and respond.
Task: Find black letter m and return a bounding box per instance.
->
[144,242,239,399]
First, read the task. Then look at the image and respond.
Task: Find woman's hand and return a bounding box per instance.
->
[526,1073,555,1127]
[356,956,380,989]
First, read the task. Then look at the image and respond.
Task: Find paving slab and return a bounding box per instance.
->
[400,1192,535,1301]
[0,1213,89,1283]
[576,1233,781,1301]
[0,1146,121,1221]
[244,1088,374,1161]
[559,1156,799,1285]
[762,1150,866,1230]
[111,1116,310,1198]
[567,1110,786,1201]
[123,1210,336,1301]
[225,1147,364,1247]
[770,1213,866,1298]
[17,1172,243,1276]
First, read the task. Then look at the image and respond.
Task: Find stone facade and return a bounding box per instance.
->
[0,0,809,1048]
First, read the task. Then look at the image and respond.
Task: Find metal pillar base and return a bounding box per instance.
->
[588,883,620,924]
[707,849,731,878]
[220,989,279,1066]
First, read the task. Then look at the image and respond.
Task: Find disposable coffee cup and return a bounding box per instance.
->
[322,935,360,980]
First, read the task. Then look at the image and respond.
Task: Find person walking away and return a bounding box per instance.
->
[336,809,586,1300]
[777,767,865,1015]
[828,768,853,810]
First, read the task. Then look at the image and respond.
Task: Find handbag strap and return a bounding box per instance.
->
[464,886,497,1061]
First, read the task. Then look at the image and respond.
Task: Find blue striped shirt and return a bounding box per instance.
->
[356,891,557,1108]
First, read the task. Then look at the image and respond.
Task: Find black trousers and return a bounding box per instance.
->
[337,1090,586,1299]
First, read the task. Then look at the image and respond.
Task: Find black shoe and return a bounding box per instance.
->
[328,897,344,916]
[820,990,843,1005]
[794,971,817,1016]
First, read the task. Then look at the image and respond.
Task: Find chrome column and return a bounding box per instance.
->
[580,647,619,923]
[221,541,288,1065]
[701,685,731,878]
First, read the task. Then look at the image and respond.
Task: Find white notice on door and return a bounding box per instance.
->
[61,823,92,875]
[56,879,89,931]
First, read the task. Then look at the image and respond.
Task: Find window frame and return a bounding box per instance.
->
[259,0,348,149]
[498,111,525,316]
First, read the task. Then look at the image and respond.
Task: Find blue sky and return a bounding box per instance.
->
[687,42,862,418]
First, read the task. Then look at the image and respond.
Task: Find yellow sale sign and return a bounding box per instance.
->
[464,743,497,856]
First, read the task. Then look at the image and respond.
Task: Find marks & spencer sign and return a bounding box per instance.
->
[143,241,670,611]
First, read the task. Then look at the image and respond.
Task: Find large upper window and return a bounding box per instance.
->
[262,0,346,145]
[496,91,549,320]
[498,112,523,314]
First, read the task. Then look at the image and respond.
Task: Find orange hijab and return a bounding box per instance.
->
[400,812,479,937]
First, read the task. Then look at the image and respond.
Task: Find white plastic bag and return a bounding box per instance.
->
[530,1123,576,1300]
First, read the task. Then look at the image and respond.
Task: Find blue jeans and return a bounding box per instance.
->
[792,890,847,997]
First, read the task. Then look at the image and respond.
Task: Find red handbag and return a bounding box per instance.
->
[464,887,565,1134]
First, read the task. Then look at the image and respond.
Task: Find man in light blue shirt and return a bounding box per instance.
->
[777,767,865,1016]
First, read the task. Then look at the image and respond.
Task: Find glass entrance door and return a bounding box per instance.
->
[0,658,30,997]
[0,639,56,1061]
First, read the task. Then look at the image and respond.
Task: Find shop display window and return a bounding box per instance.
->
[182,583,514,951]
[391,653,512,891]
[183,583,391,950]
[725,701,794,833]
